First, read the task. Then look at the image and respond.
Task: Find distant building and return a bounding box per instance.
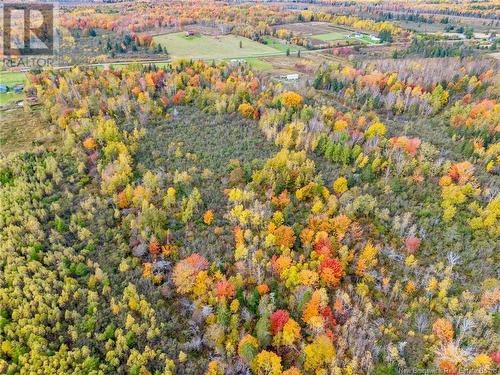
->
[13,85,24,93]
[370,35,381,42]
[280,73,299,81]
[27,96,39,105]
[185,31,195,37]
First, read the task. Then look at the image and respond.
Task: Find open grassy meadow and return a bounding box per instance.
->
[0,71,27,105]
[312,32,350,41]
[261,36,305,53]
[0,92,23,106]
[0,71,26,86]
[241,57,273,71]
[153,32,280,59]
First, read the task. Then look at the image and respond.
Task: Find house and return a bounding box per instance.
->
[26,96,39,105]
[0,84,8,93]
[185,31,195,37]
[13,85,24,93]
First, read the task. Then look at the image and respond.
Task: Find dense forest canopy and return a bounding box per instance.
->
[0,1,498,374]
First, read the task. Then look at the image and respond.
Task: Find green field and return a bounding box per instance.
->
[153,32,280,59]
[0,71,27,105]
[355,34,381,45]
[312,32,350,41]
[0,71,26,86]
[0,92,23,106]
[311,32,381,45]
[241,58,273,71]
[261,36,304,53]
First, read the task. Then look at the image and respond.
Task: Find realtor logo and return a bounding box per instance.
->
[2,3,55,56]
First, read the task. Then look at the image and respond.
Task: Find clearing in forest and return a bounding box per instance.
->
[136,107,276,259]
[153,32,280,59]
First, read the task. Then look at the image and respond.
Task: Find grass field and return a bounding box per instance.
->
[0,71,27,105]
[153,32,280,60]
[355,34,381,45]
[244,58,273,71]
[0,92,23,106]
[261,36,304,53]
[0,71,26,86]
[312,32,381,45]
[136,107,276,259]
[313,32,350,41]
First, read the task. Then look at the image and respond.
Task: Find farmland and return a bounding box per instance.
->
[0,72,26,87]
[153,32,280,59]
[277,22,350,36]
[312,32,350,42]
[261,36,305,53]
[243,57,274,71]
[275,21,384,47]
[0,72,26,105]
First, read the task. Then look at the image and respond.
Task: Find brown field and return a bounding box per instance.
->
[258,52,346,77]
[274,22,353,36]
[0,108,59,156]
[183,24,228,36]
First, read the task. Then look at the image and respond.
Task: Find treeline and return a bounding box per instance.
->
[313,59,494,116]
[100,33,167,57]
[393,38,477,59]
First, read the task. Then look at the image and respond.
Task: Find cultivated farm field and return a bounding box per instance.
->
[153,32,280,59]
[312,32,351,42]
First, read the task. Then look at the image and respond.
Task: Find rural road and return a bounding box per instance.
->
[4,48,333,73]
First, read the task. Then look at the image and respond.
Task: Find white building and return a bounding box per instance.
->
[281,73,299,81]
